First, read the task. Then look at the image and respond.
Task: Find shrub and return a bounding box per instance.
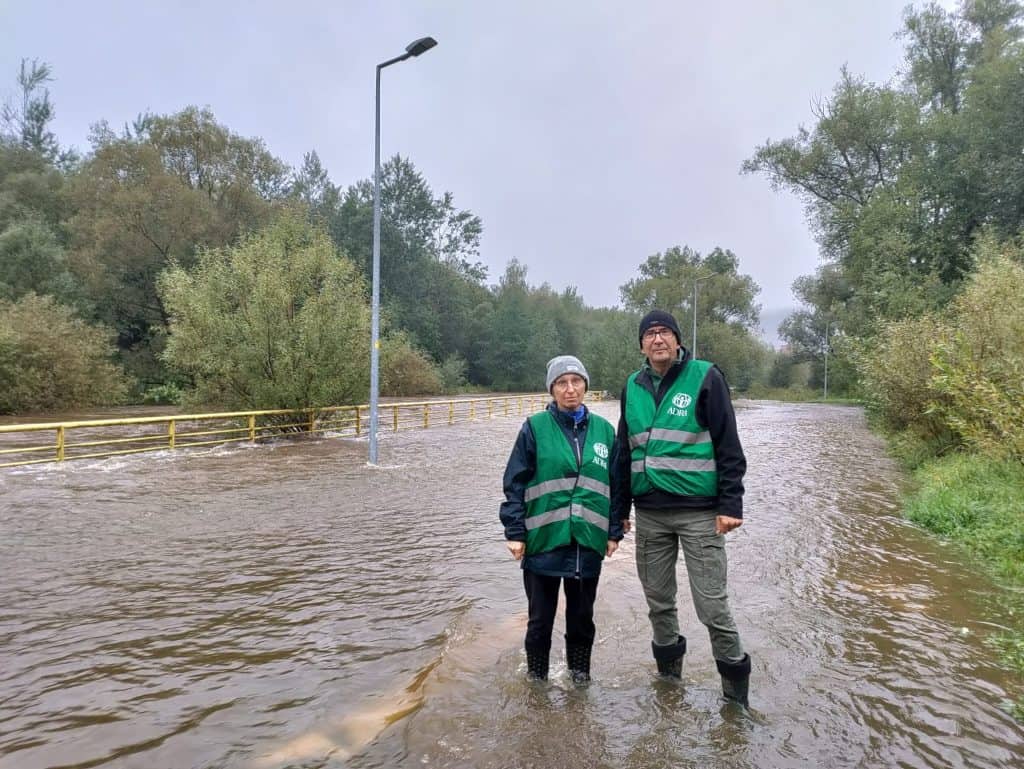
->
[855,313,951,436]
[930,247,1024,462]
[0,293,129,413]
[438,354,468,394]
[141,383,183,406]
[380,332,443,397]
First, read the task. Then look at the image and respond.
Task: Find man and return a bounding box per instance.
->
[613,309,751,705]
[500,355,623,683]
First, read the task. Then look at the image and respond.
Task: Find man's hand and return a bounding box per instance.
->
[606,540,619,558]
[506,541,525,560]
[716,515,742,535]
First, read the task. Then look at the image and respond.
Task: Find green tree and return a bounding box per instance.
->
[0,141,68,233]
[0,293,129,413]
[290,150,341,226]
[0,218,79,304]
[331,155,487,363]
[580,308,642,394]
[67,107,292,384]
[159,215,370,411]
[1,59,71,165]
[746,1,1024,345]
[618,244,763,384]
[472,260,559,391]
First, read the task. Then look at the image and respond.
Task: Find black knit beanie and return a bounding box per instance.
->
[637,309,682,347]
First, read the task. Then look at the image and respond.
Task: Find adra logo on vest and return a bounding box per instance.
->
[593,442,609,468]
[671,393,692,409]
[669,392,691,418]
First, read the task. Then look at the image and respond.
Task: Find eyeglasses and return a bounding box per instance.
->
[552,376,586,390]
[642,327,674,341]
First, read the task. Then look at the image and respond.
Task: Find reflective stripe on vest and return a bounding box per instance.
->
[524,474,610,503]
[629,427,711,449]
[524,504,610,533]
[630,457,717,473]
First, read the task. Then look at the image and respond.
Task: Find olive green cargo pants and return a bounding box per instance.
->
[635,507,744,662]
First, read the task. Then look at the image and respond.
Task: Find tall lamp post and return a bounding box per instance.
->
[823,321,831,400]
[691,272,713,358]
[369,36,437,465]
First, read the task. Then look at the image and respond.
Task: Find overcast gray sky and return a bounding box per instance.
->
[1,1,942,338]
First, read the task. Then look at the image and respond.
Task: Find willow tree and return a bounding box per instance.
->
[159,215,370,412]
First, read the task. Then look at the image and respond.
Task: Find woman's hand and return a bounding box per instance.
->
[506,541,525,560]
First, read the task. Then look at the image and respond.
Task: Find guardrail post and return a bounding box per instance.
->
[504,398,509,417]
[248,414,256,442]
[168,420,176,450]
[448,401,454,425]
[470,401,476,420]
[393,406,399,431]
[56,426,65,462]
[423,404,430,428]
[518,397,523,415]
[355,406,361,436]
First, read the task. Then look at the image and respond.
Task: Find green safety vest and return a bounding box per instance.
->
[524,410,615,557]
[625,360,718,498]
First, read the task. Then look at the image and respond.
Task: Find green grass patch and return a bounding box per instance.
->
[905,454,1024,583]
[903,451,1024,715]
[741,384,862,405]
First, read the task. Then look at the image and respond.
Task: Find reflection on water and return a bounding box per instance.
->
[1,401,1021,768]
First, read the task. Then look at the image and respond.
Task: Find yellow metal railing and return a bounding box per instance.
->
[0,392,605,469]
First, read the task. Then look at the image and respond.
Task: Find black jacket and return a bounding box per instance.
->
[613,349,746,519]
[500,402,624,579]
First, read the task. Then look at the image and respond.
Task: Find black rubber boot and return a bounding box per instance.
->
[716,653,751,706]
[566,641,592,684]
[525,645,550,681]
[652,635,687,679]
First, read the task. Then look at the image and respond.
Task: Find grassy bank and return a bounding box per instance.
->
[901,451,1024,716]
[741,384,862,405]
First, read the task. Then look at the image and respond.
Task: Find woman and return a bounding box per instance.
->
[499,355,623,682]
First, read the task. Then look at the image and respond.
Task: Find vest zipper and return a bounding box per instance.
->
[573,423,582,578]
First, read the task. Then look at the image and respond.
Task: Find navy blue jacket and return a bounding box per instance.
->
[500,402,624,579]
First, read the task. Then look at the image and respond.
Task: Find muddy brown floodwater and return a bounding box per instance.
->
[1,400,1022,768]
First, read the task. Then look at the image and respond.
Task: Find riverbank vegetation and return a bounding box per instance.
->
[1,60,780,414]
[746,0,1024,707]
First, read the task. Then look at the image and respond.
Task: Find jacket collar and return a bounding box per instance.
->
[642,347,688,376]
[547,400,589,428]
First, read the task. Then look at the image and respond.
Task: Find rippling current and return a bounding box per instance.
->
[1,401,1022,768]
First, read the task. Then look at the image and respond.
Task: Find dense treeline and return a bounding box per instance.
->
[0,59,772,414]
[747,0,1024,707]
[746,0,1024,451]
[747,0,1024,406]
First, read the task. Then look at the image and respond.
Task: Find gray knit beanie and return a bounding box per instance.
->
[545,355,590,393]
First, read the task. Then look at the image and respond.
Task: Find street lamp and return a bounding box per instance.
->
[691,272,713,358]
[369,36,437,465]
[823,321,831,400]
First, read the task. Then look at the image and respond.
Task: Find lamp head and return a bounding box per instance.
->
[405,37,438,56]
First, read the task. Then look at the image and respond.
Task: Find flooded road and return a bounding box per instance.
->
[1,401,1021,768]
